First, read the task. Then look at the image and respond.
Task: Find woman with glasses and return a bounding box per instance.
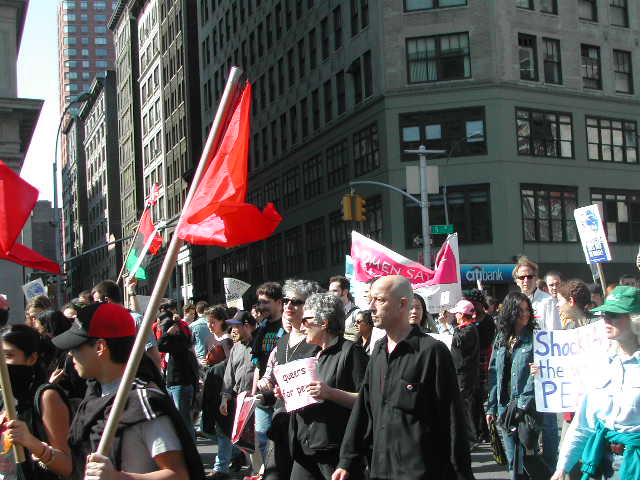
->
[486,291,543,479]
[0,325,72,480]
[551,286,640,480]
[287,293,368,480]
[258,279,321,480]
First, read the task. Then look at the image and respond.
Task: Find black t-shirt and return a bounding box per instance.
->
[251,317,284,375]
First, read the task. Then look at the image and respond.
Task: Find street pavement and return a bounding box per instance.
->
[196,438,510,479]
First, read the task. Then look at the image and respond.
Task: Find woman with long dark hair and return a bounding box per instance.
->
[408,293,437,333]
[486,292,544,479]
[0,325,72,479]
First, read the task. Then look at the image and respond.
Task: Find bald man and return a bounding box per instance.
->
[332,276,474,480]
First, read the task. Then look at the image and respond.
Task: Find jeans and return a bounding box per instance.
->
[167,384,195,439]
[541,412,559,468]
[214,424,234,473]
[255,405,273,462]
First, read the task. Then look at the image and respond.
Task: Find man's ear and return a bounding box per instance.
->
[95,338,109,357]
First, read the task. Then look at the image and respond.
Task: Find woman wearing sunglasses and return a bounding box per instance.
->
[288,293,369,480]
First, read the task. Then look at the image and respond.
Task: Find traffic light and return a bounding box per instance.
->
[353,195,366,222]
[342,194,354,221]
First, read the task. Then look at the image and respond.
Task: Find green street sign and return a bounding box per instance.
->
[431,224,454,234]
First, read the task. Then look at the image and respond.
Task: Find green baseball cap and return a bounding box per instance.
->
[591,285,640,314]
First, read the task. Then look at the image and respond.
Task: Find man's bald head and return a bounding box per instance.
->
[368,275,413,332]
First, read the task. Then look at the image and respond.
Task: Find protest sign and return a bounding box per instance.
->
[224,277,251,309]
[574,205,611,264]
[273,357,321,412]
[231,391,256,453]
[21,278,45,302]
[533,321,612,412]
[350,231,461,313]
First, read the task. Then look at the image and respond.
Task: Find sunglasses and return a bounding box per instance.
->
[603,312,628,322]
[283,297,305,307]
[302,317,322,327]
[516,274,535,280]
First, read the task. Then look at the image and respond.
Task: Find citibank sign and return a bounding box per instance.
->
[460,264,515,284]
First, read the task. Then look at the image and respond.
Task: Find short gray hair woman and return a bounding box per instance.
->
[290,293,369,479]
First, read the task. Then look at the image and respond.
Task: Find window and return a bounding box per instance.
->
[266,14,273,48]
[280,113,288,151]
[63,14,76,21]
[405,184,492,248]
[406,32,471,83]
[289,105,298,145]
[94,26,107,33]
[579,0,597,21]
[96,49,108,56]
[278,57,285,95]
[363,50,373,97]
[63,1,76,9]
[264,178,281,208]
[405,0,466,11]
[323,80,332,123]
[540,0,557,13]
[64,48,77,56]
[518,34,538,81]
[287,48,295,86]
[284,226,304,275]
[95,37,107,45]
[592,189,640,243]
[336,71,346,115]
[298,38,305,78]
[94,1,106,9]
[399,107,486,161]
[353,123,379,176]
[303,154,323,199]
[350,0,359,36]
[309,29,317,69]
[543,38,562,84]
[363,195,383,241]
[285,0,293,29]
[361,0,369,28]
[95,14,107,22]
[351,58,363,104]
[321,17,329,60]
[329,210,350,265]
[327,140,349,188]
[581,44,601,89]
[586,116,638,163]
[312,89,320,131]
[64,36,77,44]
[275,2,283,39]
[333,7,342,50]
[515,0,533,8]
[610,0,628,27]
[306,218,326,271]
[516,108,573,158]
[63,26,77,33]
[265,234,283,280]
[521,185,578,242]
[614,50,633,93]
[300,98,309,138]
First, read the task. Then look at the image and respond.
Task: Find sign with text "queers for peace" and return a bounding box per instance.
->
[273,357,321,412]
[533,321,612,412]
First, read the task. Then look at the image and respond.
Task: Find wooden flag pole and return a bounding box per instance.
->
[96,66,244,458]
[0,343,25,463]
[115,206,147,285]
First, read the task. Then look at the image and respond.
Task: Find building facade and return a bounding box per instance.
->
[0,0,43,321]
[78,70,122,286]
[195,0,640,301]
[57,0,115,113]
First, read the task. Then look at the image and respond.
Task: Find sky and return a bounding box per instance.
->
[17,0,60,202]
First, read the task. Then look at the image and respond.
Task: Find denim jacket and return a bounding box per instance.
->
[486,329,535,416]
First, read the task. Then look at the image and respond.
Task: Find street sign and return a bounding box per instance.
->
[431,224,454,234]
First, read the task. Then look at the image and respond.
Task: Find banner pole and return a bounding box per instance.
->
[0,343,25,463]
[596,263,607,299]
[96,66,245,457]
[115,207,147,285]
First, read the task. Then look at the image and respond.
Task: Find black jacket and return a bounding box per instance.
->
[337,326,475,480]
[450,322,480,394]
[157,329,199,388]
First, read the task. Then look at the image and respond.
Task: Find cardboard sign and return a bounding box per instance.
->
[231,391,256,453]
[574,205,612,264]
[224,277,251,310]
[273,357,321,412]
[21,278,45,301]
[533,321,612,412]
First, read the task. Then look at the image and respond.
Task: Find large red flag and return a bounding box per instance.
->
[0,242,61,274]
[176,82,282,246]
[0,160,38,253]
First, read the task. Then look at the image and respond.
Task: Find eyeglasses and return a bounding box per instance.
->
[302,316,322,327]
[516,274,535,280]
[282,297,305,307]
[604,312,628,322]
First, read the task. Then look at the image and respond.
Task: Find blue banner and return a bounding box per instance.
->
[460,264,514,284]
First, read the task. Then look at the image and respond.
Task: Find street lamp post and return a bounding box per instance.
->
[403,146,446,268]
[53,92,92,307]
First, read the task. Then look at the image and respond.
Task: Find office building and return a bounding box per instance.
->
[196,0,640,301]
[0,0,43,321]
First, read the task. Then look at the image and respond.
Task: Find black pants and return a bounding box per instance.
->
[290,451,338,480]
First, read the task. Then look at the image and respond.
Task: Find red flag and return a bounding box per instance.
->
[146,183,160,207]
[139,209,163,254]
[176,82,282,246]
[0,242,61,274]
[0,160,38,253]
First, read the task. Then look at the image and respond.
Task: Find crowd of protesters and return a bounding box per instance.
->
[0,254,635,480]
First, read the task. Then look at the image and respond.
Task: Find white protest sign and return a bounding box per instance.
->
[273,357,321,412]
[574,205,612,264]
[224,278,251,310]
[22,279,46,301]
[533,321,612,412]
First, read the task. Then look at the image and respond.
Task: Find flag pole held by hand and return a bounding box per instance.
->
[95,66,245,458]
[0,342,25,463]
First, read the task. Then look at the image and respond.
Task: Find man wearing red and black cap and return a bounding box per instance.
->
[52,302,204,479]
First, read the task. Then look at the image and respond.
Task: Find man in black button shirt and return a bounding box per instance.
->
[332,275,475,480]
